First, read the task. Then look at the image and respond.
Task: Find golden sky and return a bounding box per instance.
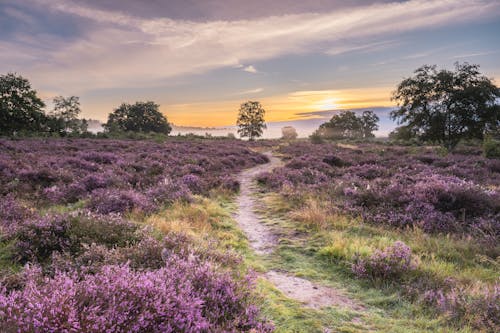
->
[166,87,394,127]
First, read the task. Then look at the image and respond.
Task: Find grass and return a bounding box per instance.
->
[251,189,498,332]
[146,186,483,331]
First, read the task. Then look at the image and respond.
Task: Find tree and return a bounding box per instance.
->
[314,110,379,140]
[236,101,266,140]
[104,101,172,134]
[281,126,298,140]
[391,63,500,149]
[360,110,379,138]
[389,125,415,141]
[50,96,88,135]
[0,73,46,135]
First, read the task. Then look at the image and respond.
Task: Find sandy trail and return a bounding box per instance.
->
[235,152,281,255]
[234,152,364,311]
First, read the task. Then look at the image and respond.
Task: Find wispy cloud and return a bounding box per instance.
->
[326,40,400,56]
[452,50,500,58]
[243,65,258,73]
[2,0,500,93]
[237,87,263,94]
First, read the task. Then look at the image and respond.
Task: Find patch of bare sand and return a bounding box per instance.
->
[265,270,365,311]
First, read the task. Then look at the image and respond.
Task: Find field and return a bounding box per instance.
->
[0,138,498,332]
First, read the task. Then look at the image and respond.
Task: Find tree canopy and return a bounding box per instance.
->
[391,63,500,149]
[236,101,266,141]
[50,96,88,135]
[314,110,379,140]
[0,73,46,135]
[104,101,172,134]
[281,126,298,140]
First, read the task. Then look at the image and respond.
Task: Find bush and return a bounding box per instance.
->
[68,212,140,250]
[10,214,71,264]
[484,137,500,159]
[352,241,416,281]
[87,189,154,214]
[423,284,500,331]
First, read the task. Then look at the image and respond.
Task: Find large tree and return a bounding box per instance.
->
[391,63,500,149]
[0,73,46,135]
[50,96,88,135]
[104,101,172,134]
[236,101,266,140]
[315,110,379,140]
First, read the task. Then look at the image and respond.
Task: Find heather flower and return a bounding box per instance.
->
[0,261,274,332]
[88,188,154,214]
[352,241,416,280]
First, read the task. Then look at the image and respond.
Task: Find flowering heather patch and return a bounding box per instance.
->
[352,241,416,280]
[0,260,273,332]
[0,138,273,332]
[0,138,268,213]
[258,142,499,237]
[422,283,500,331]
[2,210,140,265]
[88,188,154,214]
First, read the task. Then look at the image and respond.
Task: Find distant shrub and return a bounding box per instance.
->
[281,126,298,140]
[483,137,500,159]
[309,132,324,144]
[352,241,415,280]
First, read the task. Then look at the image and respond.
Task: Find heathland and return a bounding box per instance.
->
[0,137,498,332]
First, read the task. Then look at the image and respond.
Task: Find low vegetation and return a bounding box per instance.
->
[256,141,499,331]
[0,139,273,332]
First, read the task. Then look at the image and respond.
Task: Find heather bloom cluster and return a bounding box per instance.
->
[0,260,274,332]
[352,241,416,280]
[0,139,269,214]
[258,142,499,238]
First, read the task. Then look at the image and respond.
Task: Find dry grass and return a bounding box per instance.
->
[288,199,331,230]
[144,197,222,237]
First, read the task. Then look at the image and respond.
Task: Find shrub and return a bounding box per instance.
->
[484,137,500,159]
[423,284,500,331]
[87,189,154,214]
[146,179,192,205]
[352,241,416,281]
[0,195,32,227]
[11,214,71,264]
[68,211,140,250]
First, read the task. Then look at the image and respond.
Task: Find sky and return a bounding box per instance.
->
[1,0,500,136]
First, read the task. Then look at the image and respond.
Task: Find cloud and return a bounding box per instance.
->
[237,87,263,94]
[2,0,500,93]
[452,50,500,58]
[326,39,400,56]
[243,65,258,73]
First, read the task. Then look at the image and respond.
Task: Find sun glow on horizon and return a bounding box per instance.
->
[159,87,394,127]
[315,97,339,111]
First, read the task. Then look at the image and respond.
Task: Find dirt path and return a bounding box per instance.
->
[235,152,281,255]
[235,152,364,311]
